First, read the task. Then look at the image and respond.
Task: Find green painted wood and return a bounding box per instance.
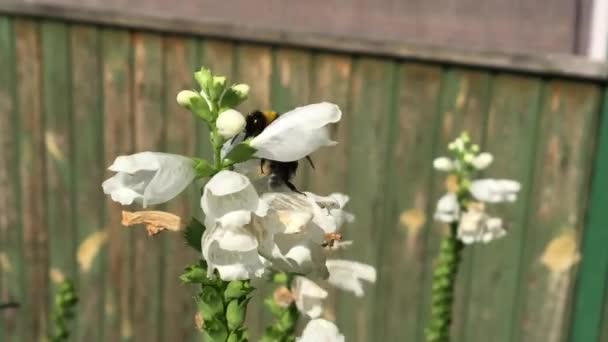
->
[0,15,23,342]
[13,18,47,342]
[101,28,134,342]
[234,43,272,339]
[416,67,492,341]
[374,62,443,342]
[162,35,201,342]
[70,24,106,342]
[570,87,608,342]
[307,53,352,323]
[41,21,77,336]
[338,57,397,342]
[515,80,601,342]
[462,75,544,342]
[132,32,165,342]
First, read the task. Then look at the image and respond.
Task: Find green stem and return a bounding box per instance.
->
[425,223,464,342]
[261,273,300,342]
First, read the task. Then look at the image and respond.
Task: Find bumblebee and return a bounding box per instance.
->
[242,110,314,193]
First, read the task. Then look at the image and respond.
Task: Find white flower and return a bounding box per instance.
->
[326,259,376,297]
[470,179,521,203]
[433,157,454,171]
[176,90,198,107]
[102,152,195,207]
[216,109,246,139]
[472,152,493,170]
[457,204,506,244]
[291,276,328,318]
[297,319,345,342]
[303,192,354,234]
[434,193,460,223]
[249,102,341,162]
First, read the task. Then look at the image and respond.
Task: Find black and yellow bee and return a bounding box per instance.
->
[241,110,314,194]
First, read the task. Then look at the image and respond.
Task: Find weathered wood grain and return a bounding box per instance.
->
[462,75,543,342]
[70,24,106,342]
[101,28,134,342]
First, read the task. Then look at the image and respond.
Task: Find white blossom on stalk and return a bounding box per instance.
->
[433,157,455,172]
[249,102,342,162]
[471,152,494,170]
[291,276,328,318]
[457,203,506,244]
[470,179,521,203]
[297,319,345,342]
[102,152,195,207]
[434,193,460,223]
[216,109,246,139]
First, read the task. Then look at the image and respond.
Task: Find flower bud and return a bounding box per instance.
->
[176,90,198,109]
[433,157,454,171]
[232,84,250,98]
[472,152,493,170]
[216,109,246,139]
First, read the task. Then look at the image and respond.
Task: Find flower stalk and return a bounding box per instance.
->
[425,222,464,342]
[49,280,78,342]
[261,272,300,342]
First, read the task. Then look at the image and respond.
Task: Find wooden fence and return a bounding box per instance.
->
[0,8,608,342]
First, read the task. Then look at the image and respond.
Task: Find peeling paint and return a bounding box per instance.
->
[45,131,64,161]
[399,208,426,252]
[0,252,13,273]
[121,318,133,338]
[78,230,108,272]
[541,229,581,274]
[49,268,65,284]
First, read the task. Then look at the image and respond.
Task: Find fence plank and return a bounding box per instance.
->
[572,88,608,342]
[462,75,543,342]
[132,32,165,342]
[0,15,24,342]
[337,57,397,342]
[515,81,600,342]
[374,63,443,342]
[101,28,134,342]
[162,35,201,342]
[70,24,106,342]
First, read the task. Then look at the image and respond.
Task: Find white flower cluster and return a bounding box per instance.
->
[433,134,521,244]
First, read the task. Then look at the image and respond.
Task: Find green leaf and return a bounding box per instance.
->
[180,263,207,283]
[226,298,249,331]
[183,218,206,252]
[203,318,229,342]
[263,296,284,317]
[190,95,214,123]
[220,84,249,110]
[198,286,224,319]
[194,67,212,93]
[193,158,216,178]
[224,280,254,301]
[224,143,256,165]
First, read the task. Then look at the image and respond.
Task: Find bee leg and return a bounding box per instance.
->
[305,156,316,170]
[285,180,305,195]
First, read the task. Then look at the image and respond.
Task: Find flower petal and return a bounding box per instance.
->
[250,102,341,162]
[434,193,460,223]
[291,276,328,318]
[470,179,521,203]
[201,170,268,220]
[326,259,376,297]
[107,152,162,173]
[297,319,345,342]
